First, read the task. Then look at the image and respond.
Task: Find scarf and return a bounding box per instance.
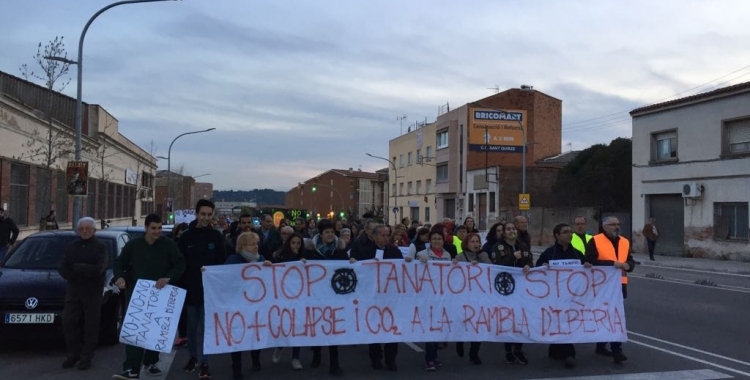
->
[240,250,260,263]
[316,238,337,257]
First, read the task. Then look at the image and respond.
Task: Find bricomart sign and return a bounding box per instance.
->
[469,109,526,153]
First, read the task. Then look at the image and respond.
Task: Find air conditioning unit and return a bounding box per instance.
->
[682,183,703,198]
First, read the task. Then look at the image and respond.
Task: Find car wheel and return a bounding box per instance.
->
[99,296,122,346]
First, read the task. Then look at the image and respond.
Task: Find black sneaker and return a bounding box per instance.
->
[456,342,464,357]
[143,364,162,376]
[329,366,343,376]
[613,352,628,365]
[595,347,613,357]
[564,356,576,368]
[112,369,140,380]
[514,350,529,365]
[199,363,212,379]
[311,353,321,368]
[505,352,516,364]
[183,357,198,373]
[469,354,482,365]
[62,356,80,369]
[77,359,92,371]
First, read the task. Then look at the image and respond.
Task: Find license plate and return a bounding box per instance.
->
[4,313,55,324]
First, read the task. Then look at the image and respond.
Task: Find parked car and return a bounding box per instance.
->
[106,224,173,239]
[0,230,129,345]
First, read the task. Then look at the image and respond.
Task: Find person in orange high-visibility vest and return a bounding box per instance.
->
[585,216,635,366]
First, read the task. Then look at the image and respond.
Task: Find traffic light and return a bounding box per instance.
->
[168,214,174,221]
[312,185,316,192]
[165,199,173,212]
[339,211,344,218]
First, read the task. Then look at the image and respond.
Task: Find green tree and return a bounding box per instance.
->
[553,137,632,210]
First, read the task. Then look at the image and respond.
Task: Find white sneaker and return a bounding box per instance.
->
[291,358,303,370]
[272,348,283,364]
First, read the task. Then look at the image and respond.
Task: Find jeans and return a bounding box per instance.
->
[424,342,438,362]
[647,239,656,258]
[186,305,208,363]
[0,246,8,262]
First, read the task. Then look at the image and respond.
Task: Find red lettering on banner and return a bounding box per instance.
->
[213,311,246,346]
[591,268,607,297]
[462,306,530,335]
[419,265,437,294]
[567,271,589,297]
[447,264,466,294]
[428,306,453,332]
[411,307,425,333]
[551,268,573,297]
[385,263,402,293]
[466,264,487,293]
[281,266,304,299]
[540,304,623,336]
[353,299,361,332]
[462,305,476,332]
[434,262,451,295]
[241,264,266,302]
[247,311,267,342]
[525,270,550,298]
[612,307,624,333]
[305,264,327,297]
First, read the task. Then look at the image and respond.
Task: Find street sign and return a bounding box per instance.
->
[392,207,399,214]
[518,193,531,211]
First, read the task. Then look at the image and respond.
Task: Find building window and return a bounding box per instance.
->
[410,207,419,223]
[399,182,404,195]
[714,203,748,240]
[416,180,422,194]
[652,130,677,161]
[407,152,413,166]
[115,184,123,218]
[392,183,396,196]
[425,207,430,223]
[392,156,397,166]
[87,179,97,216]
[55,171,69,223]
[437,131,448,149]
[725,118,750,154]
[10,163,30,226]
[407,181,413,195]
[399,154,404,168]
[426,179,432,194]
[107,182,116,219]
[436,164,448,183]
[468,193,474,212]
[490,191,496,212]
[140,201,154,215]
[416,149,422,164]
[34,167,51,224]
[426,146,433,161]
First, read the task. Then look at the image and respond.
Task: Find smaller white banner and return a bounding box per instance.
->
[119,279,187,353]
[549,259,582,267]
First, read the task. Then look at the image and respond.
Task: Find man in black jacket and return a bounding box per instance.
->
[0,207,19,261]
[350,224,403,371]
[177,199,226,379]
[257,214,282,258]
[350,219,377,256]
[58,217,108,371]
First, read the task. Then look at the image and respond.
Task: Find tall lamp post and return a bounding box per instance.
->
[165,128,215,222]
[47,0,181,227]
[365,153,398,224]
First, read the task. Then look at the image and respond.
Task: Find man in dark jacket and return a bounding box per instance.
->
[177,199,226,379]
[515,215,532,248]
[0,207,19,261]
[350,219,377,257]
[257,214,282,258]
[536,223,591,369]
[112,214,185,380]
[58,217,108,371]
[351,224,402,371]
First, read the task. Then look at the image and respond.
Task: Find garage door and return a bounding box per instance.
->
[648,194,684,255]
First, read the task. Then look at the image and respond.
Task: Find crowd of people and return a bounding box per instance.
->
[55,199,635,380]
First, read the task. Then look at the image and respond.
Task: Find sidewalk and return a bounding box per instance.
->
[530,245,750,275]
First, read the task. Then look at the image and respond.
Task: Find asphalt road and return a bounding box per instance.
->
[2,275,749,380]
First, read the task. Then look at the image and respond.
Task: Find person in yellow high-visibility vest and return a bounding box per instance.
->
[585,216,635,366]
[571,216,592,255]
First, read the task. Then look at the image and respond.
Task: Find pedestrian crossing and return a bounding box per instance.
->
[531,369,732,380]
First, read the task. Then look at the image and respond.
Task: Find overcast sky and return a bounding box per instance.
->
[3,0,750,191]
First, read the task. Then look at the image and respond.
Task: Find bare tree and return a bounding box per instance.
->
[91,115,118,182]
[17,36,74,215]
[134,141,158,217]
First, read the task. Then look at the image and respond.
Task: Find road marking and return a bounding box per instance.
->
[630,274,750,294]
[405,342,424,352]
[530,369,732,380]
[637,264,750,278]
[629,338,750,378]
[629,331,750,367]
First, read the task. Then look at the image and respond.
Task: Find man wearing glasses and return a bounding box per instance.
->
[585,216,635,365]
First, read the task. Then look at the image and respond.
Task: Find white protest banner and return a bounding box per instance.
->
[120,279,187,353]
[398,247,410,257]
[202,261,627,354]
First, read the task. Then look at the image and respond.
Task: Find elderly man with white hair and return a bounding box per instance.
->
[58,216,109,371]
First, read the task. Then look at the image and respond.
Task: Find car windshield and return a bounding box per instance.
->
[3,235,114,270]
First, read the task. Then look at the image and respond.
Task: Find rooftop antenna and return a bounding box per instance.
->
[397,115,407,134]
[487,85,499,94]
[566,142,573,152]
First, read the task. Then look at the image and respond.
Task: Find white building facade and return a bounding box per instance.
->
[631,82,750,260]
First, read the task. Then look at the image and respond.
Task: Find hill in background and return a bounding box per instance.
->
[213,189,286,205]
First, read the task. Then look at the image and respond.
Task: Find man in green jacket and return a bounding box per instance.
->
[111,214,186,380]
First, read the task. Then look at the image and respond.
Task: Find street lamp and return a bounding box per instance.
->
[166,128,215,222]
[45,0,181,227]
[193,173,211,179]
[366,153,398,223]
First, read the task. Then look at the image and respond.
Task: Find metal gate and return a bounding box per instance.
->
[648,194,684,255]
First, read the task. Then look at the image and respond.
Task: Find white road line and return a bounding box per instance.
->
[629,338,750,378]
[404,342,424,352]
[638,264,750,278]
[628,331,750,367]
[629,274,750,294]
[530,369,733,380]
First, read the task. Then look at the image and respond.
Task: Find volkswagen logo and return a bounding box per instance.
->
[25,297,39,310]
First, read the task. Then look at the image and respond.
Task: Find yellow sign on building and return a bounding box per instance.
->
[468,108,527,153]
[518,193,531,210]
